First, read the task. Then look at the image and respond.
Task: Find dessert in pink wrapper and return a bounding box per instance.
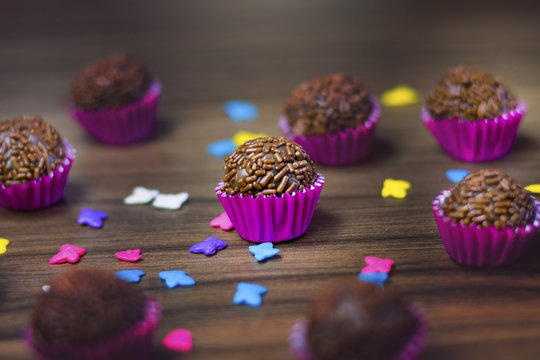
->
[423,66,525,162]
[433,169,540,267]
[68,54,160,146]
[0,116,75,211]
[280,74,379,166]
[279,98,379,166]
[25,270,161,360]
[216,137,324,243]
[289,280,428,360]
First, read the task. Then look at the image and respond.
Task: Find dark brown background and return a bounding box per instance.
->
[1,1,540,359]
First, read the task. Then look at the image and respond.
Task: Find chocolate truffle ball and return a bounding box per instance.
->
[0,116,66,187]
[306,280,419,360]
[443,169,536,230]
[425,66,518,121]
[284,74,373,136]
[31,270,147,346]
[71,54,152,110]
[221,137,317,196]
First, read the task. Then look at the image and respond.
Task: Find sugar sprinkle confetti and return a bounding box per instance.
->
[189,236,227,256]
[210,212,234,231]
[525,184,540,194]
[163,329,193,353]
[49,244,86,264]
[124,186,160,205]
[232,130,269,147]
[380,85,420,107]
[78,208,108,228]
[0,238,9,255]
[115,249,142,262]
[207,139,237,158]
[152,192,189,210]
[361,256,394,274]
[233,282,268,307]
[159,270,196,288]
[223,100,258,122]
[115,269,146,283]
[381,178,411,199]
[249,243,280,262]
[446,169,469,183]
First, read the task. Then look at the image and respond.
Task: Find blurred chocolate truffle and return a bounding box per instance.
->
[31,270,147,346]
[283,74,373,136]
[442,169,536,230]
[305,280,420,360]
[221,137,317,196]
[71,54,153,110]
[425,66,518,121]
[0,115,66,187]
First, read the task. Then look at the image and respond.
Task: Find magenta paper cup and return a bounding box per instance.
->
[25,298,160,360]
[421,101,526,162]
[432,190,540,267]
[289,303,428,360]
[68,81,161,146]
[216,174,325,243]
[0,139,75,211]
[279,98,380,166]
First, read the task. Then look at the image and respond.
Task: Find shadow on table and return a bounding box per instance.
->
[152,348,179,359]
[364,136,398,165]
[511,133,540,154]
[299,209,341,245]
[509,231,540,271]
[148,115,181,143]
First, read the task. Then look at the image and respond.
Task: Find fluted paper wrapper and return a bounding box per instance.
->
[433,190,540,267]
[25,299,160,360]
[68,81,161,146]
[0,139,75,211]
[421,101,526,162]
[279,98,380,166]
[216,174,324,243]
[289,303,428,360]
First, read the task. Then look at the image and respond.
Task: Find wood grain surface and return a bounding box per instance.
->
[1,1,540,359]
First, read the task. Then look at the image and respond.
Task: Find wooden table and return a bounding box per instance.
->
[1,1,540,359]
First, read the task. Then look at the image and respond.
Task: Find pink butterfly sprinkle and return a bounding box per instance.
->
[49,244,86,264]
[115,249,142,262]
[163,328,193,352]
[361,256,394,273]
[210,211,234,231]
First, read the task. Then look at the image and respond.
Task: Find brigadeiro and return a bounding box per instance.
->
[215,136,324,242]
[289,280,428,360]
[432,169,540,267]
[279,74,380,166]
[422,66,526,162]
[0,115,75,210]
[25,270,160,360]
[68,54,161,145]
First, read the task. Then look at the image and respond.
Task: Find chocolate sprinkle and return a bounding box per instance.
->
[0,116,65,187]
[283,74,373,136]
[426,66,518,121]
[442,169,536,230]
[71,54,152,110]
[221,137,317,196]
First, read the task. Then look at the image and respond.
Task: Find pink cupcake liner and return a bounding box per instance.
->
[289,303,428,360]
[279,98,380,166]
[25,298,160,360]
[432,190,540,267]
[216,174,325,243]
[0,139,75,211]
[68,81,161,146]
[421,101,526,162]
